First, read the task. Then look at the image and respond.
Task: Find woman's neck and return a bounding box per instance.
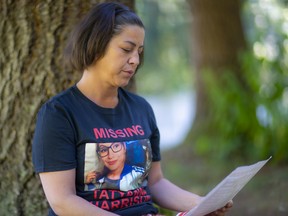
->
[107,165,125,180]
[77,72,119,108]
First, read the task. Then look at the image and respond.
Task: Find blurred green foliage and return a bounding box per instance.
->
[242,0,288,163]
[136,0,288,163]
[192,65,264,162]
[192,0,288,164]
[135,0,193,94]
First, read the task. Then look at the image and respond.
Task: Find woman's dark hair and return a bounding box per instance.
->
[64,2,145,72]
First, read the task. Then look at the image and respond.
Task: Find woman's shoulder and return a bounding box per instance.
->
[38,86,76,114]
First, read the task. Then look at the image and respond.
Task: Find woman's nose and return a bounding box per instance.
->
[128,52,140,65]
[106,149,112,158]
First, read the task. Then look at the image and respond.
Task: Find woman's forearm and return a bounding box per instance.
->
[51,194,118,216]
[150,178,202,212]
[39,170,118,216]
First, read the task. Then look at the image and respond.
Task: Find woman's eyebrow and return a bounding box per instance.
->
[124,41,144,48]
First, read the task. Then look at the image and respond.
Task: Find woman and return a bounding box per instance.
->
[85,141,146,191]
[97,142,128,186]
[32,2,232,216]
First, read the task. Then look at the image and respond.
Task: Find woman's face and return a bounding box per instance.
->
[89,25,145,88]
[98,142,126,173]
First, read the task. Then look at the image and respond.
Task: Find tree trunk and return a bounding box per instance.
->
[185,0,259,158]
[0,0,135,215]
[188,0,246,124]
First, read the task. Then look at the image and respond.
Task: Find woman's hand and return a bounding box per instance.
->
[177,200,233,216]
[85,171,97,183]
[205,200,233,216]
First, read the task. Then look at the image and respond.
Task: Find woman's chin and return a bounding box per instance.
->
[118,80,131,88]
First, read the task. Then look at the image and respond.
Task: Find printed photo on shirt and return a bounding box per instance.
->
[84,139,152,191]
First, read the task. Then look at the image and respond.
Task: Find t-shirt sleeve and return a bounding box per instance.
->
[150,126,161,162]
[146,102,161,162]
[32,101,77,173]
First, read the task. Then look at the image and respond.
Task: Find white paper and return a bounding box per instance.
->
[185,156,272,216]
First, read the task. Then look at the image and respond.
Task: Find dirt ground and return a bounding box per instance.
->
[161,150,288,216]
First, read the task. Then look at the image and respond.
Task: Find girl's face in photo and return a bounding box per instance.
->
[98,142,126,175]
[89,25,145,88]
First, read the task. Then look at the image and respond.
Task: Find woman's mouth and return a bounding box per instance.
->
[122,70,134,75]
[107,160,117,166]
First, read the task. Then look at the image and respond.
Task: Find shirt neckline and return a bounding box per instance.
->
[71,85,122,114]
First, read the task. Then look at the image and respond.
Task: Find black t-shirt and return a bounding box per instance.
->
[32,86,161,216]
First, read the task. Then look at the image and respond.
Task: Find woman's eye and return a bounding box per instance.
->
[122,48,131,53]
[100,148,108,153]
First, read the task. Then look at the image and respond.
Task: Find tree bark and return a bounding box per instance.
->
[0,0,135,215]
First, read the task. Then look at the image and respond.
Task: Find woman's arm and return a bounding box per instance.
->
[39,169,117,216]
[148,161,202,211]
[148,162,232,215]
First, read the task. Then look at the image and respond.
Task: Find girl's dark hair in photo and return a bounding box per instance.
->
[64,2,145,72]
